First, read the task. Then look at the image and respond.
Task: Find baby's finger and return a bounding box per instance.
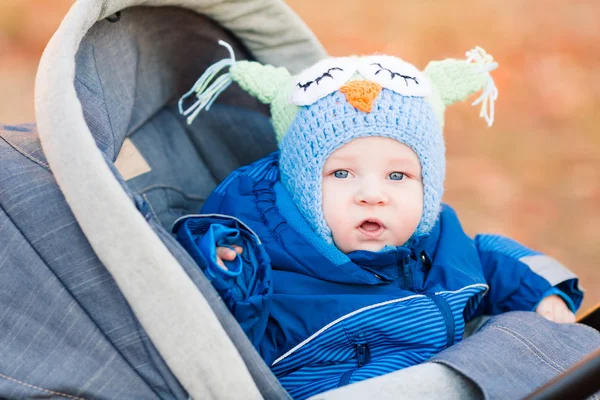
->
[560,309,576,324]
[217,246,237,261]
[216,256,228,270]
[536,304,554,321]
[232,245,243,254]
[540,310,553,321]
[551,300,574,324]
[554,310,567,323]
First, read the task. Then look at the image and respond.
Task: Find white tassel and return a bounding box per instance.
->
[465,46,499,127]
[178,40,236,125]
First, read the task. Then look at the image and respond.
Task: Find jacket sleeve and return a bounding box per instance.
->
[473,234,584,316]
[173,214,272,348]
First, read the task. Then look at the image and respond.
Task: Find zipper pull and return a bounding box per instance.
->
[356,343,371,367]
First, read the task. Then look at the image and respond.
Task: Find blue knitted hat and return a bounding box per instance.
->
[181,43,498,244]
[279,90,443,241]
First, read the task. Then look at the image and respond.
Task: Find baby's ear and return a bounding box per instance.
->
[230,61,292,105]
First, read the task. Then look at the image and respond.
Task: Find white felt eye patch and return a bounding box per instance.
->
[290,57,358,106]
[357,55,431,97]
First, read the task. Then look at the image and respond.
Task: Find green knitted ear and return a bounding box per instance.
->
[230,61,299,142]
[230,61,291,104]
[424,47,499,126]
[178,41,300,138]
[270,88,301,143]
[425,60,488,106]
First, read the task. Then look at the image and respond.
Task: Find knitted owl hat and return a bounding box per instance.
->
[180,42,498,244]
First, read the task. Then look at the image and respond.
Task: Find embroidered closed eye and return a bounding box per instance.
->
[291,58,358,105]
[297,67,344,91]
[371,63,419,86]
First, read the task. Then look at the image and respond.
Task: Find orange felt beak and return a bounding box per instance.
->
[339,80,383,113]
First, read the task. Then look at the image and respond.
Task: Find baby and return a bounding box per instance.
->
[174,44,583,400]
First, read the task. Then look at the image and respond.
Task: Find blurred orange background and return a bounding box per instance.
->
[1,0,598,314]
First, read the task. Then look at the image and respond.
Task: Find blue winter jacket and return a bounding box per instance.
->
[174,152,583,400]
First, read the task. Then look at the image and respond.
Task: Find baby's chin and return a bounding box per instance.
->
[336,240,390,254]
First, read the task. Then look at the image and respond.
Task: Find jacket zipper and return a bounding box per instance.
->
[426,294,456,347]
[338,343,371,387]
[396,251,415,290]
[356,343,370,366]
[404,260,414,291]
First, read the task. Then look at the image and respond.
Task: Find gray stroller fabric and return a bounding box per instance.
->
[34,1,325,396]
[0,106,284,399]
[3,1,598,399]
[1,124,182,399]
[1,2,311,398]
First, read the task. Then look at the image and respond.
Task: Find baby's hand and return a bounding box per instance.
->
[216,245,243,270]
[535,295,576,323]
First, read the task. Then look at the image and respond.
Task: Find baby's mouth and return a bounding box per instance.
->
[357,219,385,239]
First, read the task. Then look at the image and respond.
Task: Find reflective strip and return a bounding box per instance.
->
[476,234,540,259]
[435,283,489,296]
[519,255,579,287]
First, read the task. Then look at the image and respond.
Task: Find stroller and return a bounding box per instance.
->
[0,0,598,398]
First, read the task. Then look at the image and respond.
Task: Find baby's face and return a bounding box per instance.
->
[322,137,423,253]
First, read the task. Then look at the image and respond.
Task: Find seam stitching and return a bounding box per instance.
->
[142,193,160,222]
[90,44,118,160]
[0,371,87,400]
[490,326,565,373]
[0,136,50,171]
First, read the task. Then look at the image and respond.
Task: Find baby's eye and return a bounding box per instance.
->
[334,170,349,179]
[388,172,404,181]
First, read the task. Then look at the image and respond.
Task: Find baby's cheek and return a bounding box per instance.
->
[325,210,346,238]
[324,208,352,248]
[321,188,341,226]
[330,226,354,254]
[401,185,424,221]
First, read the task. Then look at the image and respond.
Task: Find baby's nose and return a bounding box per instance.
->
[355,184,389,205]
